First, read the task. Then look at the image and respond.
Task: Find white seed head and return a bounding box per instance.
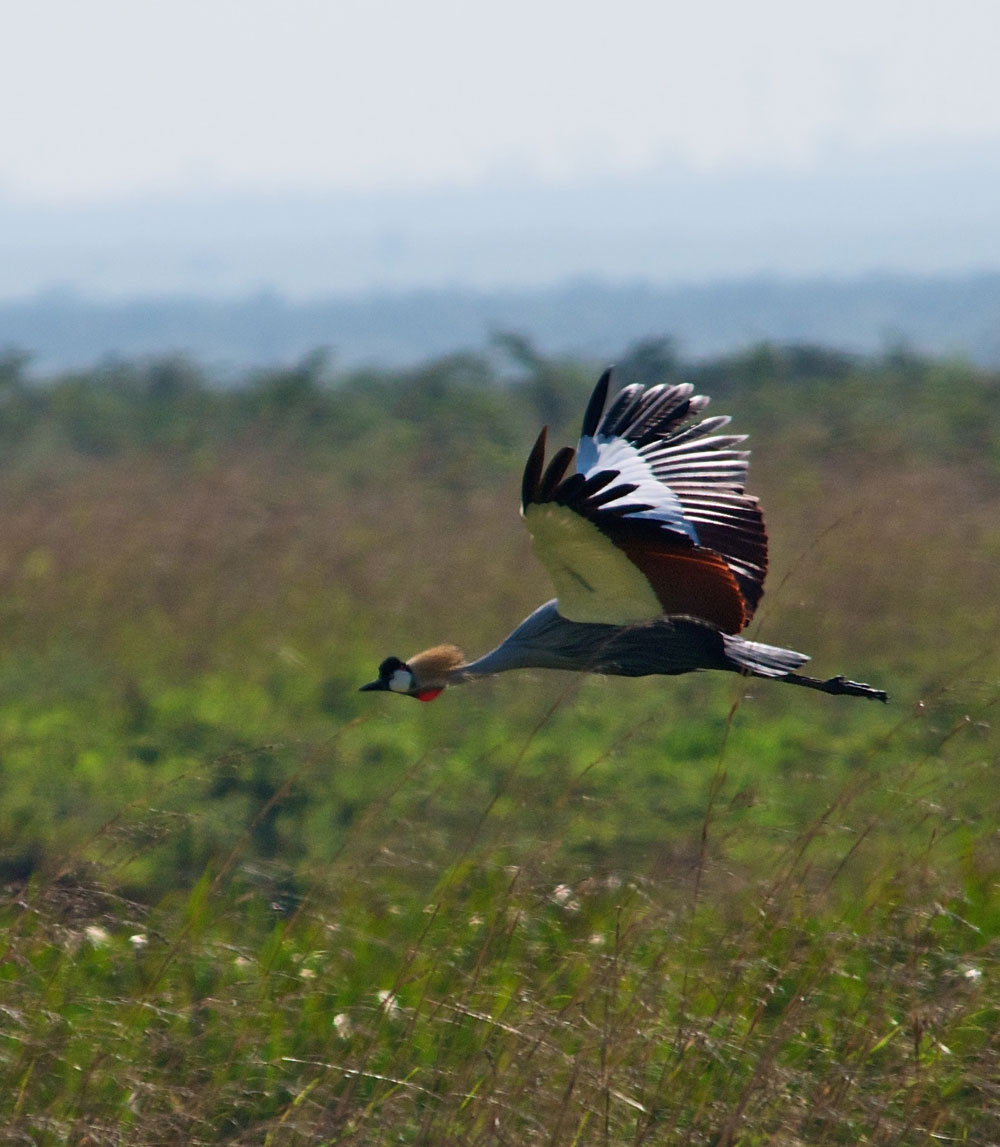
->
[84,925,111,947]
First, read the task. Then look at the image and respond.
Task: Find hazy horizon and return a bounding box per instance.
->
[4,2,1000,302]
[5,271,999,377]
[3,135,1000,302]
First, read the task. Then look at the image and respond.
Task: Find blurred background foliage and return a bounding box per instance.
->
[1,337,998,1142]
[0,335,996,899]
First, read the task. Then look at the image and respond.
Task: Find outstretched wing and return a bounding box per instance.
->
[521,368,768,634]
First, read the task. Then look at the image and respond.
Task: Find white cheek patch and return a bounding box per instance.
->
[388,668,413,693]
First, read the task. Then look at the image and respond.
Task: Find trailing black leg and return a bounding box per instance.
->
[780,672,888,703]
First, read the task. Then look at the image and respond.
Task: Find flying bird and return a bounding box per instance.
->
[361,369,887,704]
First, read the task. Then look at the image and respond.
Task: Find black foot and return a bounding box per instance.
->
[783,672,889,702]
[820,675,889,702]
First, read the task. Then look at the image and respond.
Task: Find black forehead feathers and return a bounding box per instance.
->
[378,656,407,677]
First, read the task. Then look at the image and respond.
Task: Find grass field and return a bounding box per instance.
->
[0,348,997,1143]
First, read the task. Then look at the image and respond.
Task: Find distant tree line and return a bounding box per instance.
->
[0,336,996,481]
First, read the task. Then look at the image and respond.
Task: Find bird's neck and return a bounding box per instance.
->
[447,600,576,682]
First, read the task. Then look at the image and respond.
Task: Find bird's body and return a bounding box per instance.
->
[361,370,886,704]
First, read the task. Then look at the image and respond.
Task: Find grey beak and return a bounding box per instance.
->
[359,679,387,692]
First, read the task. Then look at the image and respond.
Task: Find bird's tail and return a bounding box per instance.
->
[722,633,811,678]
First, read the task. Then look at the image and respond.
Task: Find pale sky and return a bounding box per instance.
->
[4,0,1000,203]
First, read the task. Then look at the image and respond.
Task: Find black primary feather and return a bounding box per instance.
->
[581,367,613,437]
[536,446,577,503]
[521,427,548,509]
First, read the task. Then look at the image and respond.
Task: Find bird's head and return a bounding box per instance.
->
[359,644,466,702]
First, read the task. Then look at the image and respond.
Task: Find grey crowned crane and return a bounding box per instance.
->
[361,369,887,704]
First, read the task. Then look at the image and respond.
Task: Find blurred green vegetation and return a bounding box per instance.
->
[0,337,997,1142]
[0,335,996,890]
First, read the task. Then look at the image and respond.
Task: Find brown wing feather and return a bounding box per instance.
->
[612,533,747,634]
